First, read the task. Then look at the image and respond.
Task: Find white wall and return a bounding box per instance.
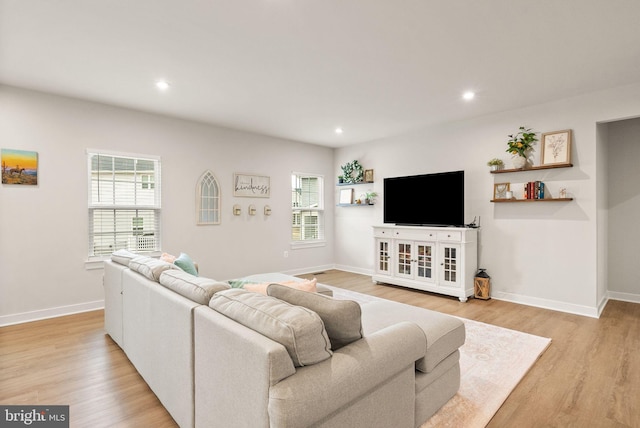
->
[335,83,640,317]
[606,117,640,301]
[3,82,640,324]
[0,85,335,324]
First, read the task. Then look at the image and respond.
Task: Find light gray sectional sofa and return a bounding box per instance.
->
[103,251,465,428]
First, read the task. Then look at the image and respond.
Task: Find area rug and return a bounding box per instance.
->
[421,317,551,427]
[326,286,551,428]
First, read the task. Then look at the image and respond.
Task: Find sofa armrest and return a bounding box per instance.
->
[268,321,427,428]
[194,306,297,428]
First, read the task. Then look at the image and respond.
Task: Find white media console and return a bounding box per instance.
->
[373,225,478,302]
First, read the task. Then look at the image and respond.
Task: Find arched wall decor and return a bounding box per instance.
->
[197,170,221,225]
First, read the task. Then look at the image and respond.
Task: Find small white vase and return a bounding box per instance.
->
[512,156,527,169]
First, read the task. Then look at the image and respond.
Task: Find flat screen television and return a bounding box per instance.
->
[383,170,464,226]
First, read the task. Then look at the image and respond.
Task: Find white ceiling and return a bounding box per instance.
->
[1,0,640,147]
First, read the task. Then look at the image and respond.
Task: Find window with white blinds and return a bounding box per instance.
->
[291,173,324,243]
[87,151,161,257]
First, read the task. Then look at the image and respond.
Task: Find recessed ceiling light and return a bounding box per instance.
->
[335,127,344,134]
[462,91,475,101]
[155,80,170,91]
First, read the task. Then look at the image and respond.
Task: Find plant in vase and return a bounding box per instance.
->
[364,191,378,205]
[486,158,504,171]
[506,126,537,169]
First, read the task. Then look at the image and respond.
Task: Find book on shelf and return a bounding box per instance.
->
[524,181,545,199]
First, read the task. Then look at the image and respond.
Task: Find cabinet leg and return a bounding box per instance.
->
[459,296,468,303]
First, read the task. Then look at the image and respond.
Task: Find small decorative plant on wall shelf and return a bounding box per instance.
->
[506,126,537,169]
[340,160,364,184]
[486,158,504,171]
[363,191,378,205]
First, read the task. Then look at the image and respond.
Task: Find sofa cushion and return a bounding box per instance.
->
[159,270,230,305]
[209,289,332,367]
[129,256,178,282]
[267,283,362,350]
[111,249,139,266]
[360,301,465,373]
[242,278,317,294]
[174,252,198,276]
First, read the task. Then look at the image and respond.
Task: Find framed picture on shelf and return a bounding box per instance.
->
[339,188,353,204]
[364,169,374,183]
[493,182,510,200]
[540,130,572,166]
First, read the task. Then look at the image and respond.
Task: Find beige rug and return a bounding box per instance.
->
[327,286,551,428]
[421,317,551,427]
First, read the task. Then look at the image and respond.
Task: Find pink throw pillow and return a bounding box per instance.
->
[160,252,177,264]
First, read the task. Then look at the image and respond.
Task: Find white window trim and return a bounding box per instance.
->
[290,171,325,248]
[85,149,162,267]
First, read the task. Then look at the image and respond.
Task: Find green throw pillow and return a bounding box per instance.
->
[227,279,254,289]
[174,252,198,276]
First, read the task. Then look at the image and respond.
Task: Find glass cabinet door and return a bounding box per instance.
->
[376,239,391,275]
[395,241,413,278]
[440,244,459,286]
[416,242,435,282]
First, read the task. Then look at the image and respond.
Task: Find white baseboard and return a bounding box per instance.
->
[0,300,105,327]
[491,291,600,318]
[282,264,337,276]
[284,264,372,278]
[332,264,372,276]
[607,290,640,304]
[597,294,609,317]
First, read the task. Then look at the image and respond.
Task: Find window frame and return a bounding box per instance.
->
[86,149,162,262]
[291,172,325,249]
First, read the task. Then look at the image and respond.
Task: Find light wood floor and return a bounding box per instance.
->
[1,270,639,427]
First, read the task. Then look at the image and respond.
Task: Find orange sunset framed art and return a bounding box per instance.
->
[1,149,38,185]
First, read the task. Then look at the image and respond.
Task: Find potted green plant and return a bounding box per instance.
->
[506,126,538,169]
[364,191,378,205]
[486,158,504,171]
[338,175,344,184]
